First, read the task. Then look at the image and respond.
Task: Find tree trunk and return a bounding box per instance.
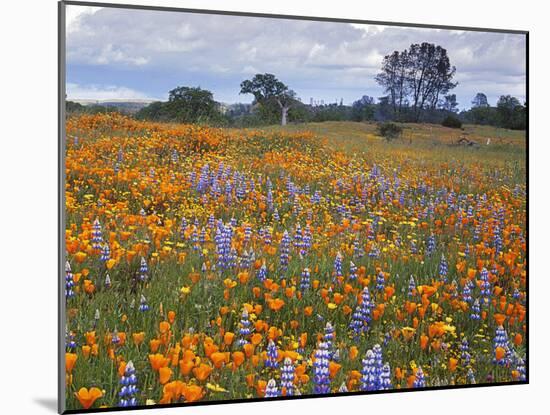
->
[281,106,289,126]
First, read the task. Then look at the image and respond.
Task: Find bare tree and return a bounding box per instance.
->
[407,43,457,120]
[240,73,297,126]
[376,50,409,116]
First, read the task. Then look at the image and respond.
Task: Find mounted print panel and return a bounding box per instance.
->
[59,1,528,413]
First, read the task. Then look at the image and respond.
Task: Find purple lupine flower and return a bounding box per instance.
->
[65,261,75,299]
[168,147,178,164]
[460,337,471,365]
[139,257,148,282]
[301,225,312,256]
[244,224,252,244]
[380,363,392,390]
[368,244,380,258]
[138,295,149,312]
[264,379,280,398]
[467,205,474,220]
[119,360,139,407]
[66,327,77,351]
[257,262,267,282]
[426,234,436,256]
[92,218,103,250]
[281,357,295,396]
[439,254,448,282]
[413,367,426,388]
[104,273,111,289]
[216,223,234,270]
[467,368,476,384]
[293,223,303,249]
[300,268,311,292]
[515,357,526,381]
[376,271,385,291]
[349,261,358,281]
[279,231,291,271]
[324,322,335,358]
[480,268,491,307]
[265,340,279,369]
[360,344,391,391]
[493,325,511,366]
[470,298,481,320]
[207,214,215,229]
[493,223,503,254]
[334,252,343,278]
[353,238,364,258]
[238,308,252,347]
[474,222,481,241]
[239,249,251,269]
[313,341,330,394]
[408,275,416,297]
[100,243,110,262]
[349,287,372,337]
[111,328,121,345]
[462,280,473,303]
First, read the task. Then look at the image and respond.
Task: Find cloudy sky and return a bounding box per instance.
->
[65,5,526,108]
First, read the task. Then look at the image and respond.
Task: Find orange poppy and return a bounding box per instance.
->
[329,361,342,379]
[495,346,506,361]
[182,384,203,402]
[268,298,285,311]
[66,353,77,373]
[243,343,255,358]
[449,357,458,372]
[149,353,169,371]
[159,366,172,384]
[223,331,235,346]
[132,332,145,346]
[251,333,263,346]
[193,363,213,381]
[210,351,228,369]
[232,351,245,368]
[74,387,102,409]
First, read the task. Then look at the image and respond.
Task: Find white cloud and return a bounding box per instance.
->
[65,6,526,106]
[66,5,102,33]
[66,83,152,100]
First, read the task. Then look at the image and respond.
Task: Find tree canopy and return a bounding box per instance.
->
[240,73,297,125]
[376,42,457,121]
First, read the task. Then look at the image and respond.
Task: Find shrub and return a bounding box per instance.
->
[377,122,403,140]
[442,115,463,129]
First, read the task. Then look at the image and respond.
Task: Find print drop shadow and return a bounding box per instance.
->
[34,398,57,413]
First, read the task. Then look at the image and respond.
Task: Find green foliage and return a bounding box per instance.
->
[240,73,297,125]
[497,95,526,130]
[377,122,403,140]
[441,115,463,129]
[462,106,498,126]
[136,86,225,125]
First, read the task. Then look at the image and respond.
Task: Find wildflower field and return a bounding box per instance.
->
[63,113,527,410]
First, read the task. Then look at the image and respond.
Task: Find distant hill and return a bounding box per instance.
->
[70,99,157,114]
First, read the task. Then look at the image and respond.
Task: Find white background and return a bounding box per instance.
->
[0,0,546,414]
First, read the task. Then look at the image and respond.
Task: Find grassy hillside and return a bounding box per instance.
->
[250,121,526,160]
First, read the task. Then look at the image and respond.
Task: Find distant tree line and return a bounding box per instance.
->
[460,93,526,130]
[68,41,526,131]
[66,100,119,115]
